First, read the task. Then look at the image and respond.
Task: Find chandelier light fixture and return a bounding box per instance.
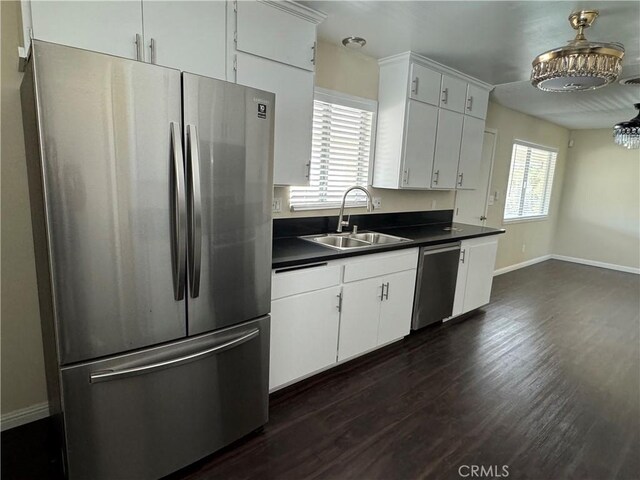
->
[613,104,640,149]
[531,10,625,92]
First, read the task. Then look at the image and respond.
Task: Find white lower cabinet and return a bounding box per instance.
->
[452,237,499,317]
[338,249,418,362]
[270,248,419,390]
[338,277,386,361]
[270,286,341,390]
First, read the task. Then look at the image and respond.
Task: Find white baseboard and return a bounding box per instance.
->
[1,401,50,432]
[551,255,640,275]
[493,255,552,276]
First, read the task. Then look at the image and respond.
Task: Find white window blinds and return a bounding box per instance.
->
[290,89,377,210]
[504,141,558,221]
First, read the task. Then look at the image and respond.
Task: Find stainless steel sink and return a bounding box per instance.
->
[301,231,412,251]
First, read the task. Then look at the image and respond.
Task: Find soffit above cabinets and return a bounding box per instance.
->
[301,1,640,129]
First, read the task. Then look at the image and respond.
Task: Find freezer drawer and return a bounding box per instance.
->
[60,316,270,480]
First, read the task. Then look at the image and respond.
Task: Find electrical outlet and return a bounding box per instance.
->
[488,193,495,206]
[521,243,526,253]
[272,197,282,214]
[372,197,382,209]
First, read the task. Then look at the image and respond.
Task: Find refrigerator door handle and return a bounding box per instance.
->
[171,122,187,301]
[89,328,259,384]
[186,124,202,298]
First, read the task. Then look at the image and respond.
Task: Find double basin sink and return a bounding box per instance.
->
[301,231,412,251]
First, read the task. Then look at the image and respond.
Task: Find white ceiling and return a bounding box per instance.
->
[302,1,640,129]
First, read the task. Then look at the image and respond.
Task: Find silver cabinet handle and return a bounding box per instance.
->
[135,33,143,61]
[458,172,464,187]
[150,38,156,64]
[467,95,473,111]
[311,41,316,65]
[433,169,440,185]
[90,329,259,383]
[379,283,385,300]
[441,87,449,104]
[305,161,311,179]
[460,249,466,263]
[412,77,419,95]
[186,125,202,298]
[384,282,390,300]
[336,292,343,312]
[480,215,487,221]
[170,122,187,301]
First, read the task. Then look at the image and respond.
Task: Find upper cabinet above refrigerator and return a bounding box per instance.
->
[25,0,227,79]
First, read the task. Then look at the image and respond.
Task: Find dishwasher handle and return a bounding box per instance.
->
[421,245,461,255]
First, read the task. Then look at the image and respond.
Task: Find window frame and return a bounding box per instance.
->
[502,139,558,225]
[289,87,378,211]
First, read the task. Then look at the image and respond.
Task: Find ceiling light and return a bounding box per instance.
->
[531,10,625,92]
[342,37,366,49]
[613,104,640,149]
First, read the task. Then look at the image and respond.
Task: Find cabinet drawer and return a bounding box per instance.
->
[272,263,341,300]
[343,248,419,283]
[236,1,317,71]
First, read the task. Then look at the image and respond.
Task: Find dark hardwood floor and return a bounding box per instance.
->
[3,260,639,479]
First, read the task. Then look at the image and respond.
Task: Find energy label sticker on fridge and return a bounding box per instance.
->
[257,104,267,119]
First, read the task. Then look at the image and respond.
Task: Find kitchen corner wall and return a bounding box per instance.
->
[272,40,456,218]
[1,1,49,417]
[483,102,569,270]
[554,129,640,270]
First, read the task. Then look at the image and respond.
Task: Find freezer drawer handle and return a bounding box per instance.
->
[89,328,260,384]
[186,124,202,298]
[170,122,187,301]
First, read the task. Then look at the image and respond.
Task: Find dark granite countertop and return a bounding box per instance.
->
[272,210,505,269]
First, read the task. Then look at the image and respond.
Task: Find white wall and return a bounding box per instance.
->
[483,102,569,270]
[554,129,640,270]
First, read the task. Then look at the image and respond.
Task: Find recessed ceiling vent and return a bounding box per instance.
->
[619,76,640,86]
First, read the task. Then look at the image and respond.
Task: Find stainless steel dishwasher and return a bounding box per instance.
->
[412,242,461,330]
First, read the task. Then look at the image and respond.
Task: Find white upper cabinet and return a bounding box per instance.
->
[439,74,467,113]
[373,52,492,192]
[409,63,441,105]
[235,0,318,72]
[236,52,314,185]
[457,116,486,190]
[29,1,144,60]
[465,84,490,120]
[142,1,226,79]
[231,1,325,186]
[27,0,226,78]
[402,100,438,189]
[432,109,463,189]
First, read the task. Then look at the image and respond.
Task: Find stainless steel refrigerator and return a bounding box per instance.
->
[21,40,274,479]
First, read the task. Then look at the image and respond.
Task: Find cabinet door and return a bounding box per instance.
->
[270,287,341,390]
[463,239,498,313]
[236,52,314,185]
[338,277,383,362]
[378,270,416,345]
[439,74,467,113]
[402,100,438,189]
[408,63,441,105]
[457,116,486,190]
[236,0,316,72]
[142,1,226,79]
[451,247,469,318]
[432,109,463,189]
[465,84,490,120]
[30,1,143,60]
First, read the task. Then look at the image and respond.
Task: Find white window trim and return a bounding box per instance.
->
[502,139,558,224]
[289,88,378,212]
